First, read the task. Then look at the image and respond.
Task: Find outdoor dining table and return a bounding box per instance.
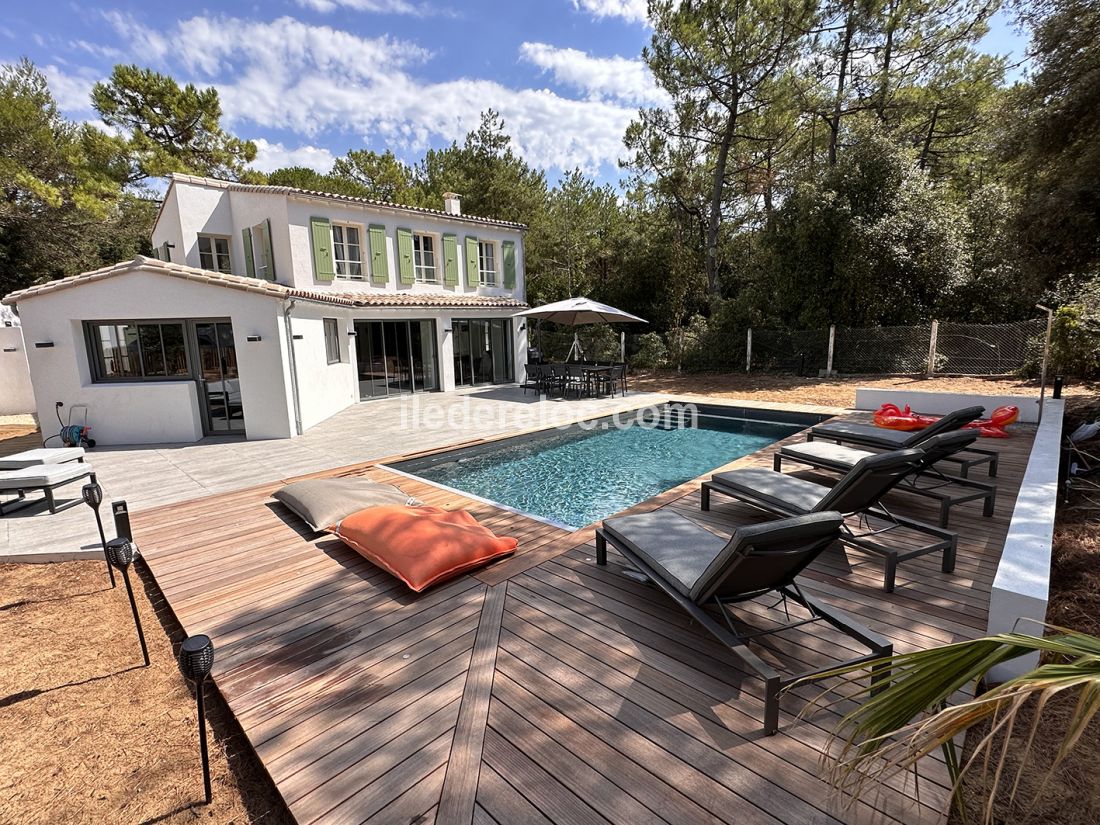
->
[579,364,614,398]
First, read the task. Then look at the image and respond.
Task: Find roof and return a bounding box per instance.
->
[165,173,528,231]
[1,256,528,310]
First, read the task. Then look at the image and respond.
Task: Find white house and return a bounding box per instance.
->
[1,174,529,445]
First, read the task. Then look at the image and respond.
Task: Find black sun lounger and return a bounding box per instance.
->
[807,406,999,477]
[595,510,891,736]
[775,430,996,527]
[702,449,957,592]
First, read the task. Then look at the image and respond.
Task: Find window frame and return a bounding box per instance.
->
[197,234,233,274]
[478,240,497,287]
[323,317,341,364]
[331,221,365,280]
[252,222,272,281]
[412,232,439,284]
[84,320,191,384]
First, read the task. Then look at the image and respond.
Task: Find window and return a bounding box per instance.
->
[413,233,437,283]
[197,235,232,274]
[332,223,364,279]
[478,241,497,286]
[252,222,272,280]
[324,318,341,364]
[86,321,188,382]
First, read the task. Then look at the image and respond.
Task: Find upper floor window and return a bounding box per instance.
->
[197,235,232,274]
[413,233,437,283]
[85,321,189,382]
[252,221,273,281]
[332,223,363,280]
[478,241,497,286]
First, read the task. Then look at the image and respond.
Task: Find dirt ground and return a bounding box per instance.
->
[1,375,1098,824]
[630,370,1100,410]
[0,561,293,825]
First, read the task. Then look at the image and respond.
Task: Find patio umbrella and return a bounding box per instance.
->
[514,298,647,361]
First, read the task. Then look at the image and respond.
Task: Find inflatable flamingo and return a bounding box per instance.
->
[873,403,1018,438]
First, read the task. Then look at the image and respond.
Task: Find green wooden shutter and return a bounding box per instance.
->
[262,218,277,281]
[310,216,335,281]
[396,228,415,285]
[442,234,458,286]
[368,224,388,284]
[502,240,516,289]
[465,236,479,287]
[242,227,255,277]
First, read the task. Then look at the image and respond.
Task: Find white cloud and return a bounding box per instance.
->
[519,41,665,105]
[251,138,337,173]
[65,13,639,174]
[42,64,99,113]
[571,0,649,24]
[295,0,445,15]
[101,10,169,64]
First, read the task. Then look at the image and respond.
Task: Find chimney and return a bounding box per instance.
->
[443,192,462,215]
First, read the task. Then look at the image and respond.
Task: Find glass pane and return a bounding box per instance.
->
[162,324,188,375]
[96,324,134,378]
[214,238,230,255]
[199,251,214,270]
[469,320,492,383]
[452,321,471,387]
[346,226,360,247]
[349,262,362,278]
[198,237,212,254]
[217,322,245,432]
[383,321,412,393]
[139,325,166,376]
[411,320,438,391]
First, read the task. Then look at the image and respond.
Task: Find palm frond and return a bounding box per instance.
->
[790,627,1100,824]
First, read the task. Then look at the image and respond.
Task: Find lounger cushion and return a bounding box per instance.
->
[781,442,870,469]
[709,468,829,514]
[602,511,729,599]
[811,421,916,447]
[273,477,422,532]
[0,447,85,470]
[335,505,517,592]
[0,463,90,489]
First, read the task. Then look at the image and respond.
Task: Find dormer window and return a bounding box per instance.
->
[197,235,232,274]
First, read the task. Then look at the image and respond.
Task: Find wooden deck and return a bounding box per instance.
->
[131,417,1035,825]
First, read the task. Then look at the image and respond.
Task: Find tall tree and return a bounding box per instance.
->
[627,0,815,299]
[331,149,415,203]
[0,59,151,295]
[264,166,371,198]
[92,65,257,183]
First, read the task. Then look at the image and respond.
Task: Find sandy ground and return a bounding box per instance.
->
[1,375,1097,824]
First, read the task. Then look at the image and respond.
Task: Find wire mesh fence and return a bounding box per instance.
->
[538,316,1049,376]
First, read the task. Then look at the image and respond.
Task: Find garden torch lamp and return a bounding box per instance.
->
[178,634,215,805]
[81,473,115,588]
[105,537,150,667]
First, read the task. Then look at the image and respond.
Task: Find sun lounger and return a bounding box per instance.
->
[0,447,86,470]
[0,463,95,515]
[702,449,956,592]
[596,510,891,735]
[807,406,999,477]
[775,430,996,527]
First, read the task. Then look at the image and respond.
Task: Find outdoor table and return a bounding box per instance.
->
[580,365,613,398]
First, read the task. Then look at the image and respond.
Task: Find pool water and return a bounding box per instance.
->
[398,419,799,529]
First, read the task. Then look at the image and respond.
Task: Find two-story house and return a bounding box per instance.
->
[1,174,529,445]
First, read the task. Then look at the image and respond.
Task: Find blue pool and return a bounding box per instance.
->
[389,408,810,529]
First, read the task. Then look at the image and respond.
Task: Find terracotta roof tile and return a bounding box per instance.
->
[2,257,527,311]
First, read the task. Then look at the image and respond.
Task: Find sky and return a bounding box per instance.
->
[3,1,1029,189]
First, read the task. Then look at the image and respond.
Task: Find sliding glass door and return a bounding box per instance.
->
[355,320,439,399]
[453,318,514,387]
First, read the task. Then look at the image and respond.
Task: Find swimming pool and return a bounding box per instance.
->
[388,405,819,529]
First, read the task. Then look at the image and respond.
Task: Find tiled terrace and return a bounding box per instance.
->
[122,403,1034,825]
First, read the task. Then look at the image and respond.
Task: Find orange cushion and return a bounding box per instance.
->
[334,505,518,592]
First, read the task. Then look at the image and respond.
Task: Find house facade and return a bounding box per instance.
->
[2,175,529,445]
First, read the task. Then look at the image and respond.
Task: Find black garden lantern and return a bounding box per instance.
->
[178,634,215,804]
[105,537,149,667]
[81,473,115,587]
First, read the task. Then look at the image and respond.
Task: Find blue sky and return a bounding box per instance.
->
[4,1,1028,188]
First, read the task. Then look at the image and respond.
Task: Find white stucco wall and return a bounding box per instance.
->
[15,269,295,445]
[285,304,359,430]
[855,387,1042,424]
[0,325,36,415]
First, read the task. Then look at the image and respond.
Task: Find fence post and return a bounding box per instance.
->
[826,325,836,375]
[620,330,625,365]
[745,328,752,372]
[926,320,939,376]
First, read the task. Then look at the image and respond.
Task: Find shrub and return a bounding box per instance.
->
[630,332,668,369]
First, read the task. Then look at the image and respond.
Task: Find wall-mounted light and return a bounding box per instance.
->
[34,341,54,349]
[347,330,356,337]
[292,334,304,340]
[2,347,16,353]
[443,328,453,334]
[245,335,262,342]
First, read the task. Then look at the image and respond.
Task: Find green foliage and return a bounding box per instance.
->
[265,166,371,198]
[630,332,669,369]
[331,149,414,202]
[92,65,257,182]
[754,126,967,327]
[1046,276,1100,378]
[0,59,152,296]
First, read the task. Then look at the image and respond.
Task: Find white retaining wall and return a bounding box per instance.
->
[855,387,1043,424]
[0,326,36,415]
